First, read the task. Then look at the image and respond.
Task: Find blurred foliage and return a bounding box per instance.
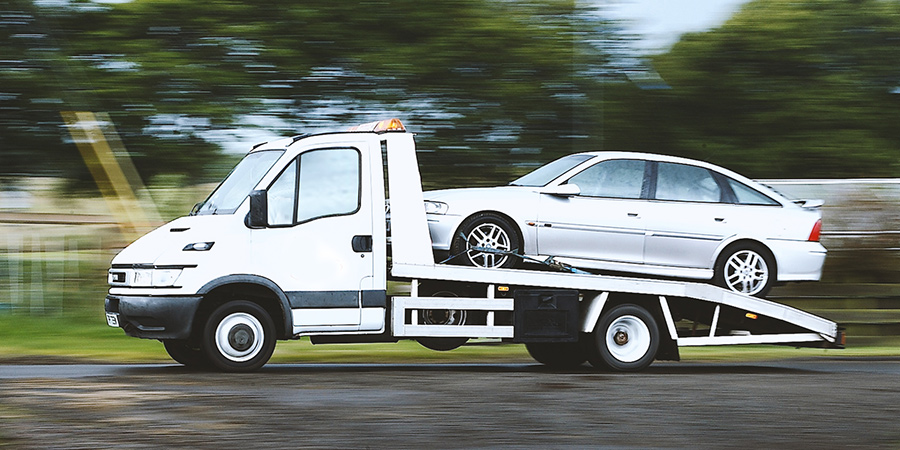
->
[604,0,900,179]
[0,0,602,189]
[2,0,900,191]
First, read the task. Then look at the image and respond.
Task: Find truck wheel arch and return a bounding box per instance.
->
[197,275,293,340]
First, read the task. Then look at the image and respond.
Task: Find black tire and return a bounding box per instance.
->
[525,341,587,369]
[416,283,469,352]
[163,340,209,368]
[714,243,775,298]
[587,304,659,372]
[202,300,276,372]
[451,213,521,269]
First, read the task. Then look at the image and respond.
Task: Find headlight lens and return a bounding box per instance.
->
[423,200,449,215]
[131,268,183,287]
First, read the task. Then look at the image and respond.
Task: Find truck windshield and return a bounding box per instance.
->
[193,150,284,215]
[509,154,594,187]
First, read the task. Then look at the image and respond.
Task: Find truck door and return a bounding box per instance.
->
[250,145,374,332]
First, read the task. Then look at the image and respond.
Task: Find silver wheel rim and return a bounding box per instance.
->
[465,222,511,267]
[605,315,651,363]
[215,312,264,363]
[724,250,769,295]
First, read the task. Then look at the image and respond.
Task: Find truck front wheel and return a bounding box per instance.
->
[202,300,276,372]
[587,304,659,372]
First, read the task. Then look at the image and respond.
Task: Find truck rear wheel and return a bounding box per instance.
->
[587,304,659,372]
[202,300,276,372]
[525,341,587,369]
[163,340,209,368]
[415,283,469,351]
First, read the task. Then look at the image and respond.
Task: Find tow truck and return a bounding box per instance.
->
[104,119,844,372]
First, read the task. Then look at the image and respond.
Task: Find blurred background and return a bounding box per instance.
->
[1,0,899,355]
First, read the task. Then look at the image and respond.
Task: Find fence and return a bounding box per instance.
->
[1,179,899,342]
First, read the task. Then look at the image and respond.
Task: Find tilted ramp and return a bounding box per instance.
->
[383,132,842,348]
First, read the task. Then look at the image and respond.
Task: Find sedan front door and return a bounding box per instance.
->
[536,159,648,265]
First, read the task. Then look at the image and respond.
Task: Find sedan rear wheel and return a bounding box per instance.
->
[715,244,774,297]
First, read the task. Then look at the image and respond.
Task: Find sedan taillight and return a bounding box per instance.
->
[808,219,822,242]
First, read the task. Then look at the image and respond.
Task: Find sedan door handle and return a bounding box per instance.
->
[714,217,726,222]
[627,213,640,218]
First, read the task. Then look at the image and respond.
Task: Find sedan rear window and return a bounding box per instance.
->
[727,178,780,206]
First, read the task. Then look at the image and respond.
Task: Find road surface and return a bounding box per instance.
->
[1,358,898,449]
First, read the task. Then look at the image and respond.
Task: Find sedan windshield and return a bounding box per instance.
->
[193,150,284,215]
[509,154,594,187]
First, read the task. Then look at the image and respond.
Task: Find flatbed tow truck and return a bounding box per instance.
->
[105,119,844,372]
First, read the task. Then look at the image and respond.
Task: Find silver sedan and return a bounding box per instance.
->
[424,152,826,297]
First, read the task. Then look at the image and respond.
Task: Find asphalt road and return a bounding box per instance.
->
[1,359,898,449]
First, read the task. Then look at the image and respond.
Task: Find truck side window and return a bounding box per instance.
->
[267,159,297,226]
[297,148,361,223]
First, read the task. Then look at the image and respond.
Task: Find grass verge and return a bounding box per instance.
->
[0,314,897,365]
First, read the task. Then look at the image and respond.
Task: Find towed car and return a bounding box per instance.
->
[424,152,826,297]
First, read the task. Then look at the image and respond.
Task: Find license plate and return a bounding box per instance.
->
[106,313,120,327]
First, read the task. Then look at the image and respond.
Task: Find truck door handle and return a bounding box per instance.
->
[627,213,639,218]
[715,217,725,222]
[352,235,373,252]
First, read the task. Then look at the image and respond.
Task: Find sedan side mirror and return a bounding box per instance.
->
[540,184,581,197]
[245,190,268,228]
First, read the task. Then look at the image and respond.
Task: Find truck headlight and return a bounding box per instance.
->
[132,268,183,287]
[424,200,448,215]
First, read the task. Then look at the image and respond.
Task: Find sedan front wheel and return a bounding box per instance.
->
[451,213,521,269]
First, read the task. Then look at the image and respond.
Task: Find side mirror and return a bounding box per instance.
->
[245,190,268,228]
[540,184,581,197]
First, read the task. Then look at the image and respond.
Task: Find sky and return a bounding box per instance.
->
[604,0,751,53]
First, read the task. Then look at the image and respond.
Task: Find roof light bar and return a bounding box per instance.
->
[348,118,406,133]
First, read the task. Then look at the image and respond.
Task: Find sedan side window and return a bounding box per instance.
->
[566,159,645,199]
[655,162,722,203]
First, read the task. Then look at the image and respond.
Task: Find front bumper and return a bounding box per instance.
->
[105,294,203,340]
[426,214,464,250]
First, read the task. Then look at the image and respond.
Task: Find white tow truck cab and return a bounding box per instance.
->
[105,119,844,372]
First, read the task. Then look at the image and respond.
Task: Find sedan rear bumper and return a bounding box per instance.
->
[769,240,827,282]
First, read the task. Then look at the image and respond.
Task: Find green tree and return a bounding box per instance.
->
[0,0,607,189]
[603,0,900,178]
